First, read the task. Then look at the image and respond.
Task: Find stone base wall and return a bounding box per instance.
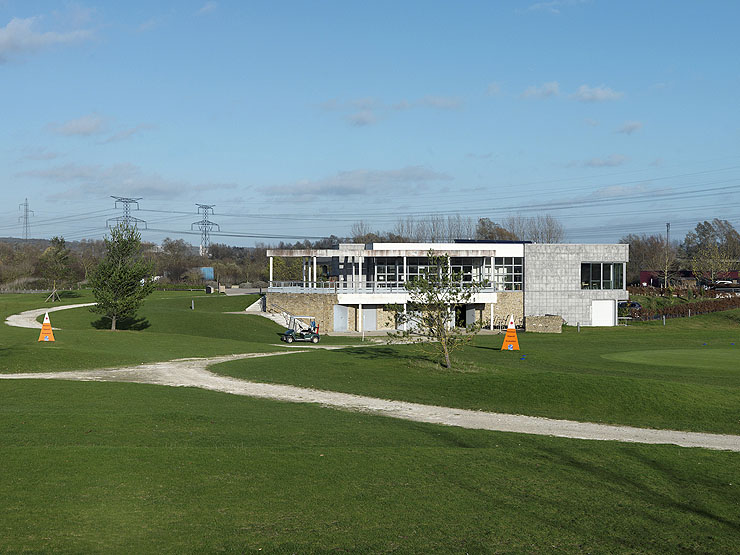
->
[484,291,524,327]
[377,306,396,330]
[525,315,564,333]
[266,292,338,332]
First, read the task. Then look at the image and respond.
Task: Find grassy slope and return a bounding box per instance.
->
[212,311,740,435]
[1,380,739,553]
[0,292,287,372]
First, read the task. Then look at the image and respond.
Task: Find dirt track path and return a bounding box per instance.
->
[5,303,96,329]
[2,352,739,452]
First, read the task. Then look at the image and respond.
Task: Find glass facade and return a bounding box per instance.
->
[581,262,624,290]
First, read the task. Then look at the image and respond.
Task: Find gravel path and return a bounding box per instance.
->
[2,352,739,452]
[5,303,96,330]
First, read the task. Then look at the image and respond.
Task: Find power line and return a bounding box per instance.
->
[191,204,219,256]
[18,198,33,240]
[107,196,147,229]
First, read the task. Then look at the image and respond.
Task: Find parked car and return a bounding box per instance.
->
[618,301,642,310]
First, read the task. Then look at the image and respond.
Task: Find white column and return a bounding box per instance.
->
[313,256,317,289]
[352,256,356,291]
[358,256,363,289]
[302,257,306,287]
[269,257,273,285]
[490,256,495,289]
[358,303,363,332]
[403,256,407,287]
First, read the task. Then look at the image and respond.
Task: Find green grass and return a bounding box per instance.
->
[1,380,739,553]
[1,291,739,551]
[211,311,740,435]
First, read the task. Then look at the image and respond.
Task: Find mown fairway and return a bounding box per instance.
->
[1,292,739,552]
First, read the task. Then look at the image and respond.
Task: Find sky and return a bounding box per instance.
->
[1,0,739,247]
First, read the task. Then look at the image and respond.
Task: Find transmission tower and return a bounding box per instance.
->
[107,196,147,229]
[18,198,34,240]
[192,204,219,256]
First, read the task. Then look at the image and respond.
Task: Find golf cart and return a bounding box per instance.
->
[280,315,321,344]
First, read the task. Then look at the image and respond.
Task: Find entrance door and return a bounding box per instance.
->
[591,300,616,326]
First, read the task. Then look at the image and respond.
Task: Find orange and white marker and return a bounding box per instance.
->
[500,315,519,351]
[38,312,55,342]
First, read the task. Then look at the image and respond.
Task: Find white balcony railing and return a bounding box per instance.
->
[268,280,500,294]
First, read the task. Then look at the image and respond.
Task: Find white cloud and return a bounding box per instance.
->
[138,18,160,32]
[582,154,627,167]
[0,16,92,61]
[525,0,589,14]
[321,95,463,126]
[18,162,236,199]
[347,110,377,127]
[420,96,462,109]
[101,124,154,144]
[49,113,106,136]
[520,81,559,99]
[572,84,623,102]
[617,120,642,135]
[264,166,452,197]
[487,82,501,95]
[197,2,218,16]
[20,147,61,161]
[588,182,650,199]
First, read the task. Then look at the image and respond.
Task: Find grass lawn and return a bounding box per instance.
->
[1,379,739,553]
[212,311,740,435]
[1,292,739,551]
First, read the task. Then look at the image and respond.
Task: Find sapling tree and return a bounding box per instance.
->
[39,236,72,301]
[89,224,155,331]
[388,250,483,369]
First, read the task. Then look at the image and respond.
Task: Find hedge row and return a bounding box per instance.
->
[629,295,740,321]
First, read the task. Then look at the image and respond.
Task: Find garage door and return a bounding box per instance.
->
[591,300,616,326]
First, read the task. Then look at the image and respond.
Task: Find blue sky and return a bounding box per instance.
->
[1,0,739,247]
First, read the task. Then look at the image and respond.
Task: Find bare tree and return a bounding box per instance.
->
[502,214,565,243]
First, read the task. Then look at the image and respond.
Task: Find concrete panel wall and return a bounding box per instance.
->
[524,244,628,326]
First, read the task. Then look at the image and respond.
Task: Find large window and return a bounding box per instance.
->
[581,262,624,290]
[493,257,523,291]
[375,257,400,286]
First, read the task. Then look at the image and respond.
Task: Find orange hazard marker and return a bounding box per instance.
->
[38,312,55,342]
[500,315,519,351]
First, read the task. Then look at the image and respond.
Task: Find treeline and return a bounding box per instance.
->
[1,215,738,289]
[621,218,740,286]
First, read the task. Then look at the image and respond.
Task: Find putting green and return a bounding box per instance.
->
[602,348,738,370]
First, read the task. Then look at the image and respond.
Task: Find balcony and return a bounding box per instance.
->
[268,280,501,294]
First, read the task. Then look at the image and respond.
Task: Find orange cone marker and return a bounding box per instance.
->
[500,315,519,351]
[38,312,55,342]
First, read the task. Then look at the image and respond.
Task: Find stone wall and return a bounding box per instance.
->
[483,291,524,327]
[525,315,563,333]
[266,292,338,332]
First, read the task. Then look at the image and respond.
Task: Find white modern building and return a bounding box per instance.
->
[266,241,628,332]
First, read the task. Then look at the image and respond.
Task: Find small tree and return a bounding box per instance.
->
[388,250,483,369]
[89,224,155,331]
[39,236,72,301]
